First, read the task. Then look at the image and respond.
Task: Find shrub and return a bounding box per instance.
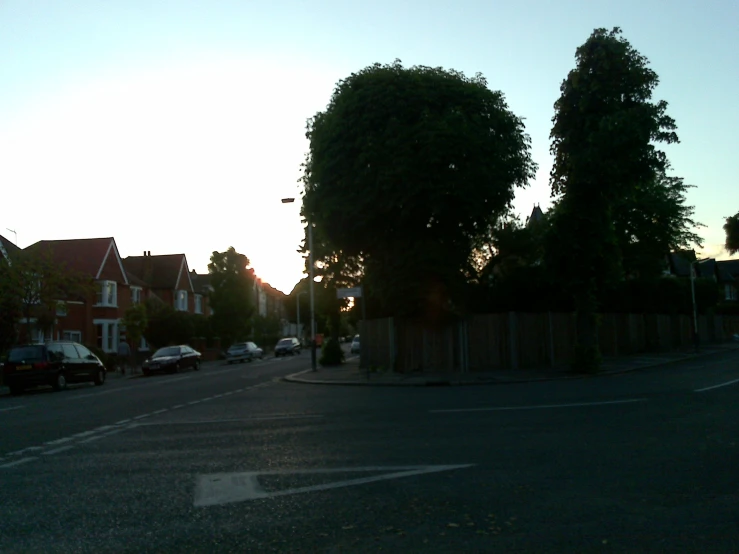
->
[319,337,345,366]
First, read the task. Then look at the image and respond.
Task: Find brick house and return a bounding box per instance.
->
[0,234,21,264]
[189,270,213,317]
[253,277,287,320]
[23,237,132,351]
[123,252,207,314]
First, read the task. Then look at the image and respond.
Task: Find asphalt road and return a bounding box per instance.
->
[1,349,739,553]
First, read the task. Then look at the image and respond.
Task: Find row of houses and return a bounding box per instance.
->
[0,235,287,353]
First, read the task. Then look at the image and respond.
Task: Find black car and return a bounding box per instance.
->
[2,342,107,395]
[274,337,301,357]
[142,345,201,375]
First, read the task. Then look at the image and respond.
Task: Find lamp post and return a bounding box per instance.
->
[282,197,317,371]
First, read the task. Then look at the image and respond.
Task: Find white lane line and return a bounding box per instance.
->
[0,405,26,413]
[94,425,116,432]
[44,437,75,446]
[431,398,647,413]
[115,419,132,425]
[0,457,37,468]
[695,377,739,393]
[72,430,98,438]
[5,446,44,457]
[136,415,325,426]
[201,397,214,402]
[133,414,152,420]
[222,392,234,396]
[152,409,168,414]
[172,404,185,409]
[77,435,106,445]
[213,394,224,398]
[188,400,202,405]
[42,445,74,456]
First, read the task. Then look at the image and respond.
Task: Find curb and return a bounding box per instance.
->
[282,345,739,387]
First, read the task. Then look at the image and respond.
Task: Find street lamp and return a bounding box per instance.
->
[282,197,317,371]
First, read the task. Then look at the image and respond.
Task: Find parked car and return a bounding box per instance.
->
[226,342,264,364]
[142,345,201,376]
[351,335,360,354]
[2,341,107,395]
[274,337,301,357]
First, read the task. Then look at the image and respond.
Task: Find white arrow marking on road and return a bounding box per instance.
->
[193,464,474,507]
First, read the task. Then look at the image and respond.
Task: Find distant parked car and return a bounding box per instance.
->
[226,342,263,364]
[351,335,360,354]
[274,337,301,357]
[142,345,201,376]
[2,341,107,395]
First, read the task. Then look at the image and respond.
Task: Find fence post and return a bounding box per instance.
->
[508,312,518,370]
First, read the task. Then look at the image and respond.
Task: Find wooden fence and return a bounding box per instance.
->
[359,313,739,374]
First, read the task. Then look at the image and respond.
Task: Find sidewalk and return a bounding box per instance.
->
[283,343,739,387]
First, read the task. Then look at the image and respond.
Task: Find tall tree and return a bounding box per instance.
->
[548,27,679,372]
[725,212,739,255]
[301,60,537,320]
[208,247,255,346]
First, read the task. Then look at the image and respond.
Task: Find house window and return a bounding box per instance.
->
[95,281,117,307]
[727,284,738,301]
[62,330,82,342]
[94,320,119,353]
[56,301,67,316]
[131,287,142,305]
[194,294,203,314]
[176,290,188,311]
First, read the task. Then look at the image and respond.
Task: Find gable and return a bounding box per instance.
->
[174,256,195,293]
[96,239,129,284]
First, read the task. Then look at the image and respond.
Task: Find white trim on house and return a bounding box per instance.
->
[95,281,118,307]
[96,238,129,285]
[131,286,143,305]
[93,318,121,353]
[175,256,195,293]
[0,240,11,266]
[194,294,203,314]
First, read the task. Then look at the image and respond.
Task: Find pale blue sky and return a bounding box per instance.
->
[1,0,736,293]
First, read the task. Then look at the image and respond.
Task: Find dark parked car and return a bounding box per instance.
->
[142,345,201,376]
[274,337,301,357]
[226,342,264,364]
[2,342,107,395]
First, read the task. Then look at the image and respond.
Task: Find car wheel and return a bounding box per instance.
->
[94,368,106,386]
[194,360,200,371]
[9,384,23,396]
[52,372,67,391]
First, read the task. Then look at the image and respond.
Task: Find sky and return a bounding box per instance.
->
[1,0,737,294]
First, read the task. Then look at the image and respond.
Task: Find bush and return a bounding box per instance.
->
[87,345,113,368]
[319,337,345,367]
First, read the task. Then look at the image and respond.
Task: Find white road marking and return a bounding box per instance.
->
[0,405,26,413]
[194,464,474,507]
[94,425,116,432]
[133,414,152,420]
[222,392,234,396]
[72,430,98,438]
[201,397,214,402]
[44,437,75,446]
[77,435,106,445]
[188,400,202,405]
[213,394,224,398]
[136,415,325,426]
[695,377,739,393]
[152,409,168,414]
[42,445,74,455]
[0,457,37,468]
[115,419,132,425]
[431,398,647,413]
[172,404,185,409]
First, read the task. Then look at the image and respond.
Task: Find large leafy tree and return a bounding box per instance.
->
[725,212,739,255]
[301,60,537,320]
[208,247,255,346]
[548,27,680,372]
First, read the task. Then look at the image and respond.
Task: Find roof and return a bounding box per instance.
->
[718,259,739,279]
[0,234,21,263]
[526,205,545,228]
[190,270,213,294]
[124,254,193,291]
[667,250,697,277]
[24,237,127,283]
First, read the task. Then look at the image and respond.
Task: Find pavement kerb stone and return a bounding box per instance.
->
[282,344,739,387]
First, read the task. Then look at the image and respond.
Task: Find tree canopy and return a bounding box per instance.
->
[207,247,255,346]
[547,27,686,371]
[725,211,739,255]
[301,60,537,319]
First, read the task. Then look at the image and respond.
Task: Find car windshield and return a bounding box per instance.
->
[153,347,180,357]
[277,339,293,346]
[9,345,46,363]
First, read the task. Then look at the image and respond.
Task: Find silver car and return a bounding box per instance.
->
[350,335,360,354]
[226,342,263,364]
